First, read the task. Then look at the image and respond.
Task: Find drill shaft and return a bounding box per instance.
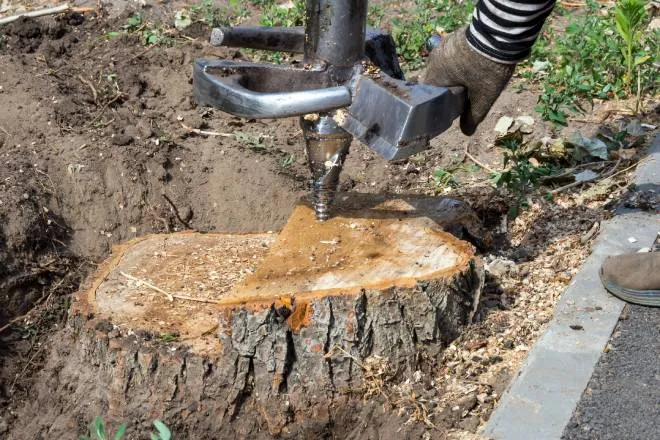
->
[301,115,351,221]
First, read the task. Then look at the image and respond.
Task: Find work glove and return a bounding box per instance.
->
[421,27,515,136]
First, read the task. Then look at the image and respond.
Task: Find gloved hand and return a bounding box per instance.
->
[421,27,515,136]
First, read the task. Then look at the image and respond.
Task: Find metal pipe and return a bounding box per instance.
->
[210,27,305,53]
[304,0,368,69]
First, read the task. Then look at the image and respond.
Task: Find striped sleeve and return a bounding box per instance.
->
[466,0,556,64]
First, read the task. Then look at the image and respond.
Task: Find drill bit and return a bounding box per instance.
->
[302,114,351,221]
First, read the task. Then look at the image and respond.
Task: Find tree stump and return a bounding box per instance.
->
[27,195,484,438]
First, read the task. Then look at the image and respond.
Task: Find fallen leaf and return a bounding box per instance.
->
[465,340,489,350]
[574,169,598,182]
[532,60,550,74]
[569,131,609,161]
[174,9,192,30]
[494,116,514,135]
[625,119,645,137]
[618,148,637,160]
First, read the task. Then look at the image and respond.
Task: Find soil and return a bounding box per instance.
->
[0,1,657,440]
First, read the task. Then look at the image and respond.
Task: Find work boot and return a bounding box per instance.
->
[600,252,660,307]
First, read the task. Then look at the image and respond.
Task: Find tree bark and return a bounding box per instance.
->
[12,195,484,439]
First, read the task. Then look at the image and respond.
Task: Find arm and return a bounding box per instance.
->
[423,0,556,134]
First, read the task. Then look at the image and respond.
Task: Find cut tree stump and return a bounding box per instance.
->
[29,195,484,438]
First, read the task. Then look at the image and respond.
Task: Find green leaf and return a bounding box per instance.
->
[634,54,650,66]
[113,424,127,440]
[105,32,121,40]
[153,420,171,440]
[93,417,107,440]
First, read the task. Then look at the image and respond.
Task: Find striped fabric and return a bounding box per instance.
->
[466,0,556,64]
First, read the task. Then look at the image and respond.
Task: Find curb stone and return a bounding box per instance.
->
[483,134,659,440]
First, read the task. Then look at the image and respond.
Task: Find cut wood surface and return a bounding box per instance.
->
[59,195,484,437]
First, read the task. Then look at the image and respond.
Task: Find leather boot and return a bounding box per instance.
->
[600,252,660,307]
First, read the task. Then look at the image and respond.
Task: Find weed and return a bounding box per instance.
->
[279,154,296,168]
[80,416,127,440]
[260,0,305,27]
[141,26,169,46]
[159,332,179,343]
[190,0,250,27]
[234,132,273,151]
[613,0,650,94]
[368,4,385,28]
[432,168,458,191]
[150,420,171,440]
[123,13,143,31]
[116,13,172,46]
[431,162,479,192]
[491,137,555,217]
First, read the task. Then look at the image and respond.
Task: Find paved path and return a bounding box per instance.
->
[562,304,660,440]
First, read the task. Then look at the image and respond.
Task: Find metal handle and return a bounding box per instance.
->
[210,27,305,53]
[193,59,352,119]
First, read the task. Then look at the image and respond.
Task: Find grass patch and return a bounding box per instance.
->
[522,0,657,124]
[189,0,251,27]
[389,0,473,71]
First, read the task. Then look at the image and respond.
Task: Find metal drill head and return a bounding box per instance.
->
[302,115,351,221]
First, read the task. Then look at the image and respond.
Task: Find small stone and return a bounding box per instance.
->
[485,258,516,277]
[111,134,133,146]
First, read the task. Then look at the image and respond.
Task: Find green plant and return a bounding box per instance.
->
[259,0,305,27]
[159,332,179,343]
[526,0,655,124]
[190,0,250,27]
[150,420,171,440]
[491,138,554,218]
[80,418,170,440]
[234,132,273,151]
[123,13,143,31]
[80,416,127,440]
[279,153,296,168]
[613,0,650,95]
[141,26,169,46]
[368,4,385,28]
[431,168,458,191]
[117,13,171,46]
[430,162,479,192]
[390,0,473,71]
